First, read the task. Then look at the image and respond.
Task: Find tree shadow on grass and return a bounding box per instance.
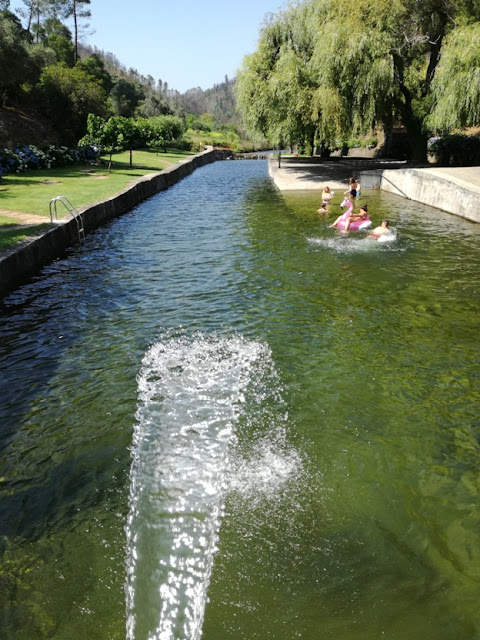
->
[0,220,20,228]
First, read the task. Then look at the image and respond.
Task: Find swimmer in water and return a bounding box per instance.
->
[341,204,369,231]
[368,219,393,239]
[344,176,357,199]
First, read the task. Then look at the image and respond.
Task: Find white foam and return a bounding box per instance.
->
[377,228,397,243]
[228,437,302,503]
[307,236,372,253]
[307,227,399,252]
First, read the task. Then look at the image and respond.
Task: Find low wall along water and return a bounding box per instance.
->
[0,148,226,297]
[359,167,480,223]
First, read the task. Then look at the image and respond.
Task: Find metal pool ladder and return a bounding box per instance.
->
[49,196,85,243]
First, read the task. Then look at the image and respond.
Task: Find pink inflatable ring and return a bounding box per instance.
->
[333,198,372,231]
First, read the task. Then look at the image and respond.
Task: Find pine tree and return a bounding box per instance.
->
[61,0,90,64]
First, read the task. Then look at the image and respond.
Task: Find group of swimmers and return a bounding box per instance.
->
[316,176,393,240]
[317,177,360,213]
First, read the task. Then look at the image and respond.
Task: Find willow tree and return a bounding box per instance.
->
[237,0,480,162]
[236,2,326,152]
[429,21,480,130]
[309,0,471,162]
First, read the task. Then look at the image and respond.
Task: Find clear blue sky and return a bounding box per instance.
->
[10,0,285,92]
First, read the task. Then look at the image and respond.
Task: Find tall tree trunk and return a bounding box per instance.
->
[26,3,33,32]
[392,52,428,164]
[73,0,78,64]
[403,114,428,164]
[309,128,315,157]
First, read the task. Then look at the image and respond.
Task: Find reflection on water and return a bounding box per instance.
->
[0,160,479,639]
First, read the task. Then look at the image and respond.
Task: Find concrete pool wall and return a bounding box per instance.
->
[359,167,480,224]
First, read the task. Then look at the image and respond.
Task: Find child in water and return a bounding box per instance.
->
[317,186,334,213]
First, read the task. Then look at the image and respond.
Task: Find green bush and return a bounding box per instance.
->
[168,139,195,151]
[429,133,480,166]
[336,136,378,153]
[0,144,98,176]
[364,137,378,149]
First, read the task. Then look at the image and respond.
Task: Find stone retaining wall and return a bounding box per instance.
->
[0,148,220,297]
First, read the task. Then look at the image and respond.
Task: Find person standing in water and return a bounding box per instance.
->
[344,177,357,199]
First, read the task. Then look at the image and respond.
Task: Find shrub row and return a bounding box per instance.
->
[0,144,98,177]
[429,133,480,166]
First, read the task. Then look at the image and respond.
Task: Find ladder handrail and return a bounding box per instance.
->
[49,196,85,242]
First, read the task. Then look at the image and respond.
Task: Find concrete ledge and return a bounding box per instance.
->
[268,156,407,191]
[0,148,220,297]
[359,167,480,223]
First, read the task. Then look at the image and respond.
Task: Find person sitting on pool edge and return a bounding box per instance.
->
[368,219,393,239]
[329,203,369,231]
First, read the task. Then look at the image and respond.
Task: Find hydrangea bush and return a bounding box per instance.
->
[0,144,99,177]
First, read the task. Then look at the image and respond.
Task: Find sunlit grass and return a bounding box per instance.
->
[186,128,261,153]
[0,215,21,225]
[0,224,51,251]
[0,148,194,219]
[0,147,194,253]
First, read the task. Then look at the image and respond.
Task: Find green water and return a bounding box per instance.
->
[0,160,479,639]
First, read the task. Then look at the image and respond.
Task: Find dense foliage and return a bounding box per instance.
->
[0,2,246,149]
[236,0,480,162]
[0,112,189,177]
[0,142,96,176]
[429,133,480,166]
[79,113,187,166]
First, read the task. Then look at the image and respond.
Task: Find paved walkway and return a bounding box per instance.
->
[412,166,480,194]
[269,157,480,193]
[0,209,50,228]
[268,157,408,191]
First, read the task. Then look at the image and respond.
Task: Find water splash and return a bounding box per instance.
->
[377,227,398,243]
[125,332,273,640]
[306,232,401,253]
[228,429,303,506]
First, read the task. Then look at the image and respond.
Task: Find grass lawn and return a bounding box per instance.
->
[0,148,194,253]
[0,215,20,225]
[0,148,194,219]
[0,224,52,252]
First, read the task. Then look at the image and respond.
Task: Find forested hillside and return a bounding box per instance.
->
[0,1,244,148]
[6,0,479,162]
